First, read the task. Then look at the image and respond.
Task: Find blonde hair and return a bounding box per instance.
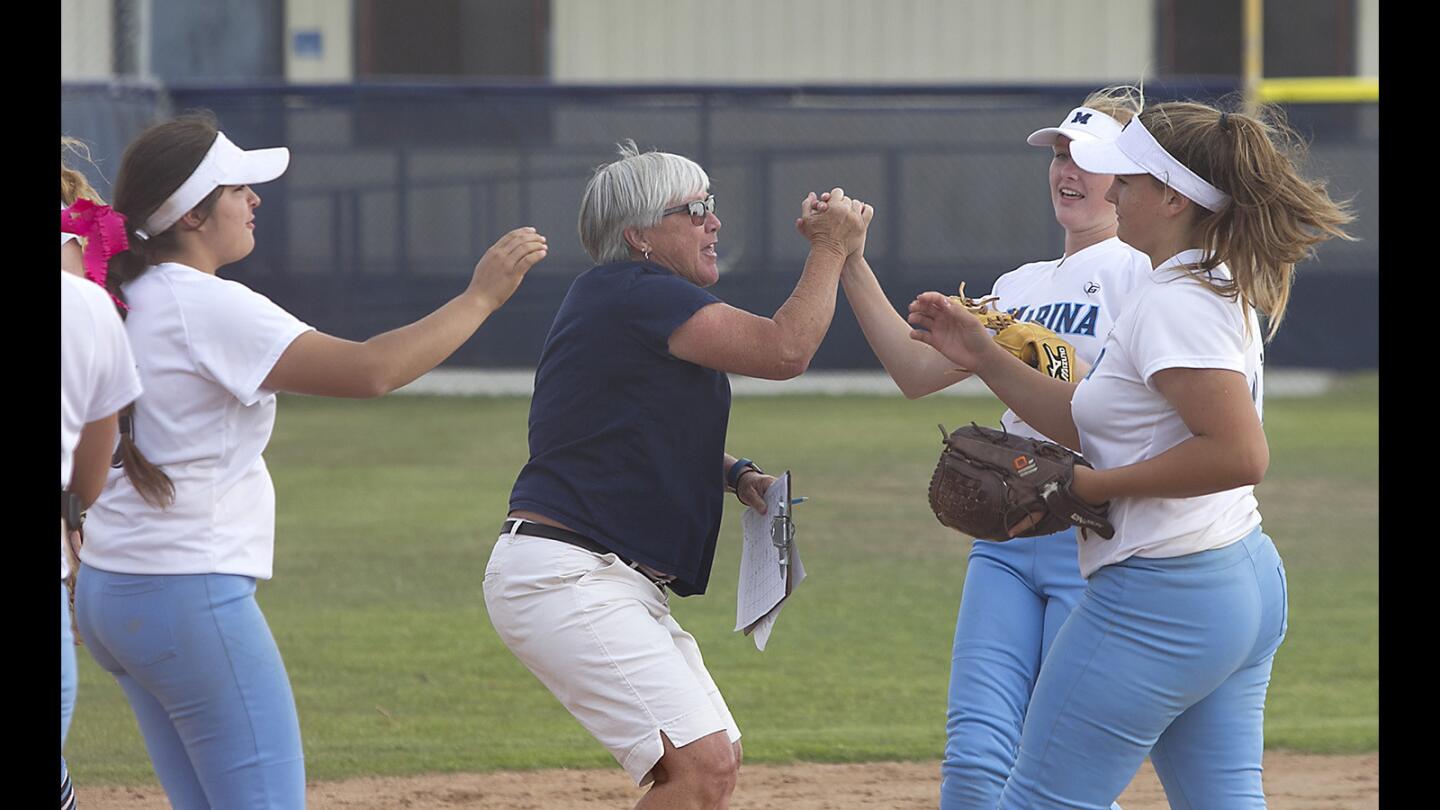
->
[1141,101,1355,340]
[61,137,105,206]
[1081,84,1144,127]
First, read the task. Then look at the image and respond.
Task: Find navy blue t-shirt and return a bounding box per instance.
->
[509,261,731,596]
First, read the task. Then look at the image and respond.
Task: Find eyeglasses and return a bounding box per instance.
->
[660,194,716,225]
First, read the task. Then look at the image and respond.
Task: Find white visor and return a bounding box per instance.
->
[1026,106,1124,147]
[60,202,79,246]
[140,132,290,237]
[1069,117,1232,212]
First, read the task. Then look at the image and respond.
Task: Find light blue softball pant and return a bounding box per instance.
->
[997,525,1288,809]
[74,564,306,810]
[940,528,1121,810]
[62,581,77,808]
[62,581,77,742]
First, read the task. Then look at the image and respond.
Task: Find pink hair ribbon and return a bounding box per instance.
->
[61,199,130,310]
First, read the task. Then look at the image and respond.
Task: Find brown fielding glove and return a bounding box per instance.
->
[928,423,1114,542]
[949,283,1075,380]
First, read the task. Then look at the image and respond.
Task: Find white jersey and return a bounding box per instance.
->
[1070,250,1265,578]
[61,272,142,579]
[84,263,313,580]
[989,237,1151,440]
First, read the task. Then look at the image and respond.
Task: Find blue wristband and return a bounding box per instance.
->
[727,457,762,490]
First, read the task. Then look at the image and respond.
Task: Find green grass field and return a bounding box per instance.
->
[67,374,1379,784]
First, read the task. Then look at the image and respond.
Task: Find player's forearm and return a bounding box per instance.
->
[357,291,498,395]
[972,349,1083,449]
[767,244,848,375]
[1075,433,1269,503]
[842,254,967,398]
[70,415,120,507]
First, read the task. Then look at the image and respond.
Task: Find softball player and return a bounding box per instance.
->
[61,267,142,810]
[834,88,1147,810]
[61,145,137,809]
[74,113,546,809]
[908,101,1352,808]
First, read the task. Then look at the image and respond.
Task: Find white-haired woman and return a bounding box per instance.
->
[908,101,1353,808]
[484,141,869,809]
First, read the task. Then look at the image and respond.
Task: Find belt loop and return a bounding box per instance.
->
[504,518,521,537]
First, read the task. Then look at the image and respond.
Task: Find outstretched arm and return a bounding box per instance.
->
[669,189,870,380]
[264,227,548,398]
[842,252,970,398]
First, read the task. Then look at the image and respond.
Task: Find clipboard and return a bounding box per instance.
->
[735,472,806,650]
[770,470,794,588]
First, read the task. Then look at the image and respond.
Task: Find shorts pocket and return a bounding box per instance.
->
[576,553,626,583]
[483,534,513,582]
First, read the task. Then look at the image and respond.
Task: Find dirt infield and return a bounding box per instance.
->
[80,752,1376,808]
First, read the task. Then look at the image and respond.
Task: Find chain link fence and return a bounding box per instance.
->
[61,82,1378,369]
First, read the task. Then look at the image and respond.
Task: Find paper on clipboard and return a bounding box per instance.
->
[735,471,806,650]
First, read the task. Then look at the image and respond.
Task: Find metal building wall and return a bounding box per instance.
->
[552,0,1154,83]
[283,0,354,80]
[60,0,115,79]
[285,0,353,82]
[1358,0,1378,77]
[147,0,285,82]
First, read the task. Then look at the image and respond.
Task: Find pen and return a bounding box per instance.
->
[789,497,808,506]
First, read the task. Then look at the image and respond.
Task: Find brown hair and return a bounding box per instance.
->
[104,112,226,508]
[61,137,105,206]
[1140,101,1355,340]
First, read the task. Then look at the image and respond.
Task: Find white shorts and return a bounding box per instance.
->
[482,529,741,785]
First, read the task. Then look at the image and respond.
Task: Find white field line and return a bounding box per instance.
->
[395,369,1339,398]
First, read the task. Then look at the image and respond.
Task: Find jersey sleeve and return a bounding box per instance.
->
[182,279,314,406]
[76,279,142,422]
[623,269,723,356]
[1123,279,1252,388]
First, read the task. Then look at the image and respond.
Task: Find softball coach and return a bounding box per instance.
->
[484,140,869,809]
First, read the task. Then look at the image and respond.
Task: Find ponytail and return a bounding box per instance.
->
[110,408,175,509]
[100,112,227,508]
[1141,102,1356,341]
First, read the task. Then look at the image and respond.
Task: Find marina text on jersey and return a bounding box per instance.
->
[1007,302,1101,337]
